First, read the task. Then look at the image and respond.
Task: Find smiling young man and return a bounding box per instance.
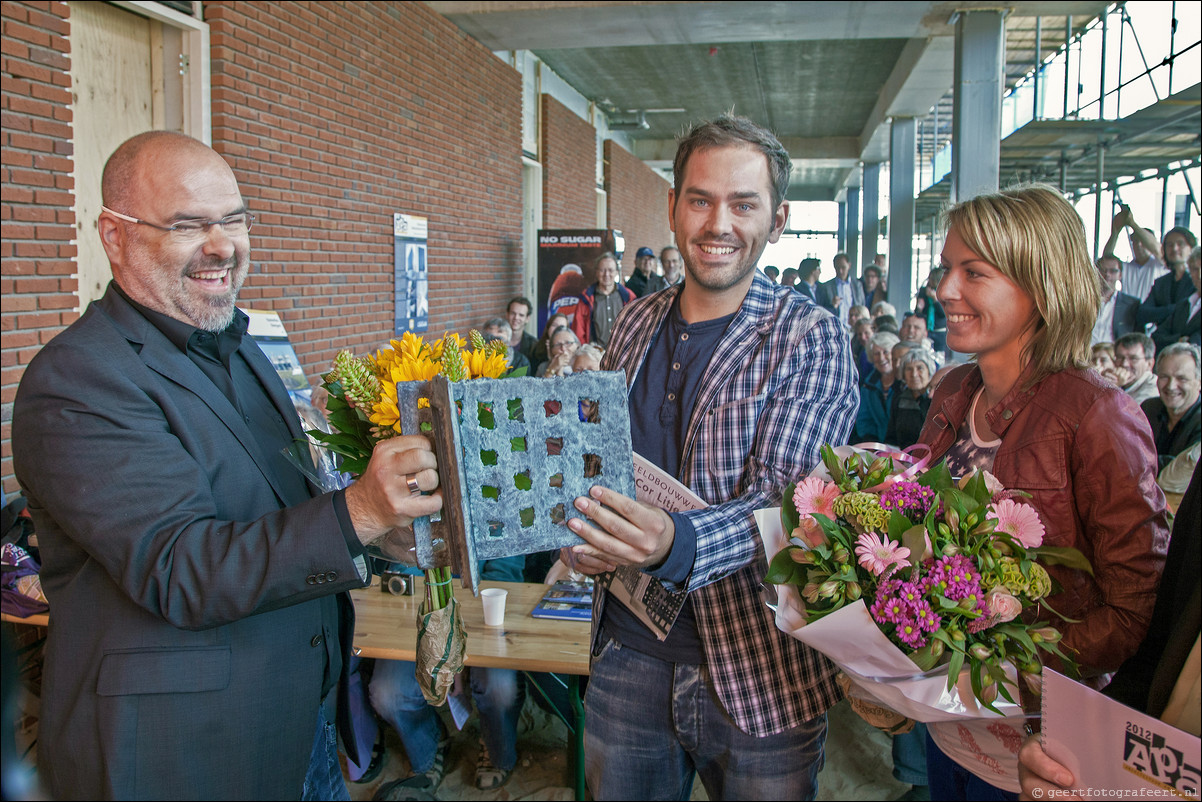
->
[564,115,858,799]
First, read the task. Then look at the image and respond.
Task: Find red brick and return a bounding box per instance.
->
[1,0,529,497]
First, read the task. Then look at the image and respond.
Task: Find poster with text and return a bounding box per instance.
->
[536,229,623,335]
[395,213,429,336]
[1042,668,1199,799]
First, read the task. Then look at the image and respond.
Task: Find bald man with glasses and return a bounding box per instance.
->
[13,131,442,800]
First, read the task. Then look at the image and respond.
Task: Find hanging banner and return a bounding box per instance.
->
[395,213,429,335]
[536,229,623,335]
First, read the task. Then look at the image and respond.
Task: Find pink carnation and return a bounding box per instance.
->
[989,498,1045,548]
[793,477,840,521]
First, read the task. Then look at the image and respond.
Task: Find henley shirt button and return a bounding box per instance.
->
[1001,409,1013,420]
[311,635,324,647]
[680,333,689,341]
[667,393,676,401]
[672,362,681,370]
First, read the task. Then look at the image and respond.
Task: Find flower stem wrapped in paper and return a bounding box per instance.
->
[307,330,512,704]
[758,444,1092,725]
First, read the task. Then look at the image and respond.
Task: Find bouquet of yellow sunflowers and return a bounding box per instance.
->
[308,330,516,705]
[311,330,512,476]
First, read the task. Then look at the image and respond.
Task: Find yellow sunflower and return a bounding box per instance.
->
[369,382,404,435]
[393,331,427,362]
[429,332,465,363]
[464,348,510,379]
[388,355,441,384]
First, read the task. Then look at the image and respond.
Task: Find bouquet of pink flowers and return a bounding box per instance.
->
[764,444,1091,714]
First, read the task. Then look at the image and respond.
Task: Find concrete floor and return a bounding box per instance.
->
[348,696,909,801]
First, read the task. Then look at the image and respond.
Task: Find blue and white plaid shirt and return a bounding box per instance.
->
[600,270,859,736]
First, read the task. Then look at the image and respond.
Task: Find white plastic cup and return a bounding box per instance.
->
[481,588,508,626]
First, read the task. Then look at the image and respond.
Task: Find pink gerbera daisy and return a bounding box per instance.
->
[793,477,840,521]
[989,498,1045,548]
[854,531,911,576]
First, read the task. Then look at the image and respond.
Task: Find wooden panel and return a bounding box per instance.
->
[69,0,154,308]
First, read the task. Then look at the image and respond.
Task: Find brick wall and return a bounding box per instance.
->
[604,140,672,277]
[206,0,524,359]
[0,1,524,493]
[1,0,74,497]
[540,94,597,229]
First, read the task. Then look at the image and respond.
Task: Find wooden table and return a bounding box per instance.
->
[351,578,591,673]
[3,579,593,800]
[351,578,591,800]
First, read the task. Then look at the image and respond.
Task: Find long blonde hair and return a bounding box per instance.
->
[943,184,1099,385]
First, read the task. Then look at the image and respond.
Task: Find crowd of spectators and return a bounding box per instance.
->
[768,256,950,450]
[1089,226,1201,491]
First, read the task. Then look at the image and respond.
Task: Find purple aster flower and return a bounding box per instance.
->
[871,594,907,625]
[895,619,929,649]
[928,554,983,601]
[912,599,942,633]
[878,481,937,519]
[897,581,922,606]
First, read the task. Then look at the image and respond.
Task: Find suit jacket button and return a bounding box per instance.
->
[326,571,337,582]
[311,635,324,647]
[306,575,316,585]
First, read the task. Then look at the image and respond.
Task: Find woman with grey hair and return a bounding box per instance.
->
[853,330,900,442]
[886,347,938,447]
[536,326,580,377]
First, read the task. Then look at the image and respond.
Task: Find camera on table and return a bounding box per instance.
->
[380,570,414,596]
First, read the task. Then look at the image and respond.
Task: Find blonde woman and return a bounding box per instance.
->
[917,184,1170,799]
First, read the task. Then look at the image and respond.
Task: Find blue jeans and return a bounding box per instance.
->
[369,659,443,772]
[369,660,524,772]
[892,723,929,785]
[302,705,350,801]
[926,729,1016,802]
[584,638,827,801]
[470,666,523,771]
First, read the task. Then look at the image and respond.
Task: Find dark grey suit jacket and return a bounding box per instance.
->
[1153,295,1202,348]
[1109,291,1141,340]
[817,276,864,315]
[13,284,367,800]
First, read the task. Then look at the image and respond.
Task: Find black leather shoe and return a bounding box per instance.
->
[353,729,388,784]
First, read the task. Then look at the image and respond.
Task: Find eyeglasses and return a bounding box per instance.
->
[101,206,254,241]
[551,339,577,351]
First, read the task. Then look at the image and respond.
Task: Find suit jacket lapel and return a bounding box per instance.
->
[97,286,300,505]
[241,339,323,499]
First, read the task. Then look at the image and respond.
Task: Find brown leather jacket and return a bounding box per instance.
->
[918,364,1170,675]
